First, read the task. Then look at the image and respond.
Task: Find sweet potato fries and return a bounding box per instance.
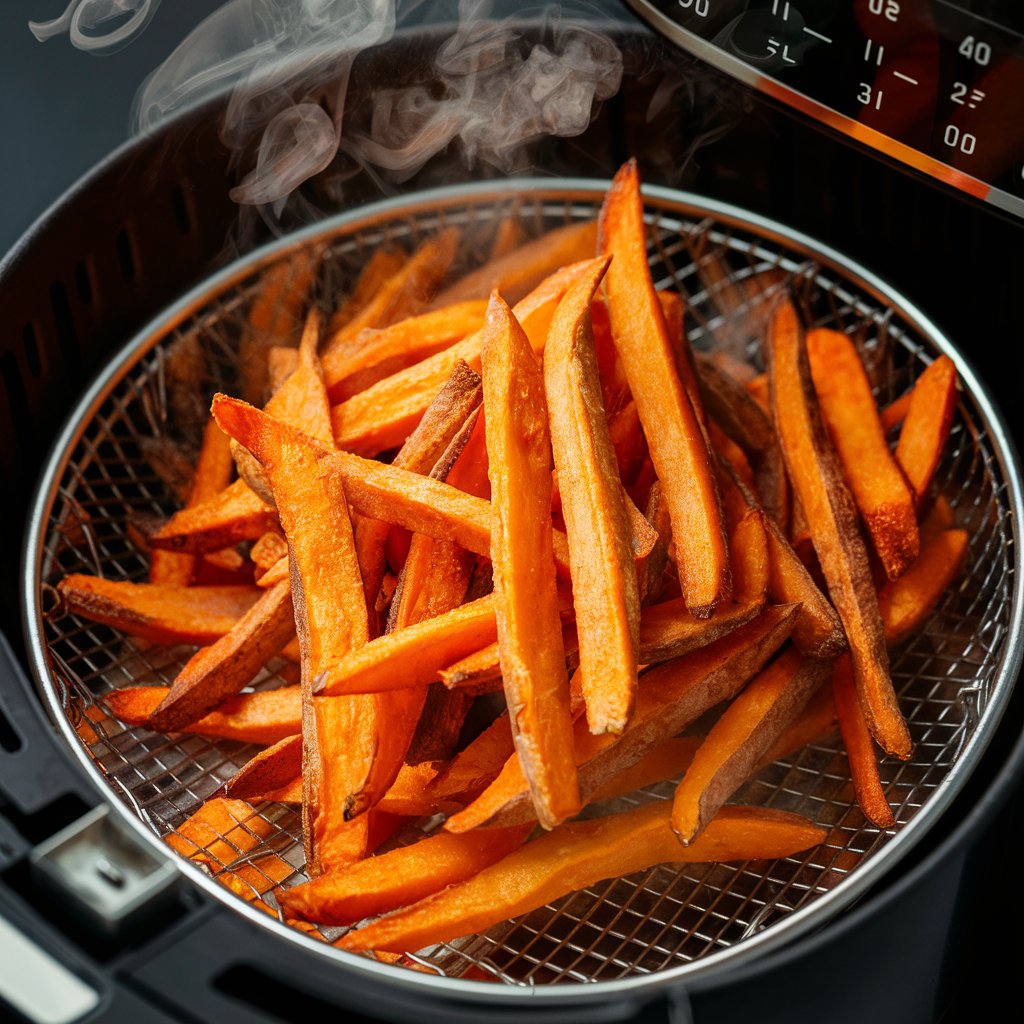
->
[59,164,968,965]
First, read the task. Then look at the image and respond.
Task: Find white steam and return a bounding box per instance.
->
[29,0,160,54]
[127,0,624,217]
[350,7,623,180]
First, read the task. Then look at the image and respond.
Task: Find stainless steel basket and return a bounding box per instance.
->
[21,181,1023,996]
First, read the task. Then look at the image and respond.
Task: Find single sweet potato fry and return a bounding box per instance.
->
[599,159,729,616]
[214,391,393,875]
[324,301,488,403]
[718,455,845,659]
[339,803,825,953]
[833,656,895,829]
[165,797,276,871]
[323,227,459,350]
[482,292,581,831]
[895,355,959,504]
[806,327,920,580]
[104,685,301,745]
[760,682,838,766]
[330,258,602,456]
[239,247,321,406]
[697,353,789,532]
[278,824,532,927]
[878,529,968,646]
[446,605,798,832]
[148,478,277,554]
[430,220,599,308]
[315,596,498,696]
[544,256,641,735]
[328,247,407,336]
[227,734,303,800]
[57,575,262,646]
[150,417,235,587]
[671,647,831,843]
[768,299,910,760]
[148,577,295,732]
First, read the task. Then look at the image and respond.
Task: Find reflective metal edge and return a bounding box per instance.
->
[19,177,1024,1009]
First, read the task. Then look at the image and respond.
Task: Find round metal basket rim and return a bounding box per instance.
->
[20,176,1024,1006]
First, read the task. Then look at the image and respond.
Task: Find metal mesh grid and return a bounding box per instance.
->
[30,186,1017,987]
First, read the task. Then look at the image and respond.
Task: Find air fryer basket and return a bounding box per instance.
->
[20,179,1022,999]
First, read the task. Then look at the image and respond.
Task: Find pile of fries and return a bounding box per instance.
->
[57,160,967,961]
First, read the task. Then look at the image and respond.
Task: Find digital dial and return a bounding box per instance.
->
[625,0,1024,218]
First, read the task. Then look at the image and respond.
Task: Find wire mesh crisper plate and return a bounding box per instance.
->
[23,181,1022,994]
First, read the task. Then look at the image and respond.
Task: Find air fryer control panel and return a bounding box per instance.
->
[626,0,1024,217]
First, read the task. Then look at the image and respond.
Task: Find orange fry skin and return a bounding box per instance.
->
[544,256,640,735]
[895,355,959,504]
[104,685,301,746]
[277,825,532,927]
[339,803,825,954]
[315,596,498,696]
[671,647,831,844]
[213,395,393,875]
[599,159,729,616]
[768,299,911,761]
[806,327,920,580]
[833,656,895,829]
[878,529,968,646]
[148,478,277,555]
[481,292,581,831]
[331,258,600,456]
[446,605,798,832]
[56,575,262,646]
[148,577,295,733]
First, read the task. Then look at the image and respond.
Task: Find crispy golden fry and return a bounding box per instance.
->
[599,159,729,616]
[339,803,825,953]
[277,825,532,927]
[482,292,581,831]
[148,577,295,732]
[807,327,919,580]
[671,647,831,844]
[57,575,262,646]
[895,355,959,504]
[768,299,910,760]
[446,606,797,832]
[104,685,301,746]
[544,256,640,735]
